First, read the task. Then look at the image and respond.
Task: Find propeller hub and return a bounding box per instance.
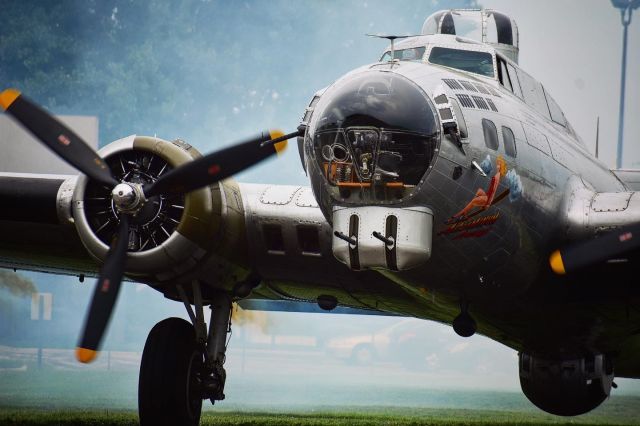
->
[112,182,146,213]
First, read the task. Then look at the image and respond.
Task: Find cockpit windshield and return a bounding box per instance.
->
[428,47,494,77]
[380,47,426,62]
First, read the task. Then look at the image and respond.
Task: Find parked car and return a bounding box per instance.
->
[326,318,446,369]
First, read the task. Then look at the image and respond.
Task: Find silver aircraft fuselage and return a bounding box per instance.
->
[298,34,630,357]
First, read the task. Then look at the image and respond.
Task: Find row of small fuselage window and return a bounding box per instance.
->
[482,118,517,158]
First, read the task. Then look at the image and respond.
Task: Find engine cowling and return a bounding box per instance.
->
[519,352,614,416]
[72,135,227,284]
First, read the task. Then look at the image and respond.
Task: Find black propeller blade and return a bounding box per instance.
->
[2,87,298,363]
[76,215,130,363]
[143,130,295,197]
[0,89,117,187]
[550,223,640,275]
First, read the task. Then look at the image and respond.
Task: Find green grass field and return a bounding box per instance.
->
[1,370,639,425]
[1,407,639,426]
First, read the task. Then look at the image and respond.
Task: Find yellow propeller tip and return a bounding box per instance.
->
[0,89,21,111]
[269,129,287,156]
[274,140,288,156]
[76,347,98,363]
[549,250,566,275]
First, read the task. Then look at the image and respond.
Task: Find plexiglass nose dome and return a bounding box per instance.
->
[306,71,439,209]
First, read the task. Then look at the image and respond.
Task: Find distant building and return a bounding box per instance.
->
[0,114,98,174]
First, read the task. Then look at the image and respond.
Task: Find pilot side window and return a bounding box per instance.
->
[502,126,517,157]
[516,68,551,120]
[506,63,523,98]
[497,57,513,93]
[482,119,499,150]
[543,87,567,127]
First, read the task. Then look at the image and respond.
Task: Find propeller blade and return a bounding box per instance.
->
[549,223,640,275]
[0,89,117,187]
[143,129,297,197]
[76,215,130,363]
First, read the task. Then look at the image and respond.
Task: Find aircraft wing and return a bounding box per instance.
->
[546,175,640,379]
[0,172,95,276]
[0,172,415,316]
[549,175,640,275]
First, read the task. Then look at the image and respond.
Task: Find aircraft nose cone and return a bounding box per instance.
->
[308,70,438,135]
[305,70,440,209]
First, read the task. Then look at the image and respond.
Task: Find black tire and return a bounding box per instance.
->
[139,317,203,426]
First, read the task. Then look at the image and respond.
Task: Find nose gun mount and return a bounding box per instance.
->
[332,206,433,271]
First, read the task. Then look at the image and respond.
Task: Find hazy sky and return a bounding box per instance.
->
[476,0,638,168]
[223,0,640,184]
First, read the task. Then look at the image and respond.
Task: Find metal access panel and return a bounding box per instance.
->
[0,114,98,174]
[332,205,433,271]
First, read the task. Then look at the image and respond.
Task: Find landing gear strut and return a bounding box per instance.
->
[453,300,477,337]
[138,284,232,426]
[202,292,231,403]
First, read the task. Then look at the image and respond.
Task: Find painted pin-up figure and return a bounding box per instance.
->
[449,156,508,222]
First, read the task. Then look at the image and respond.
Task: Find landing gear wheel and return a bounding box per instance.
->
[139,317,203,426]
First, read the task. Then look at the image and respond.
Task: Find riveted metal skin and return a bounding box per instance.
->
[560,176,640,239]
[332,205,433,271]
[56,176,78,226]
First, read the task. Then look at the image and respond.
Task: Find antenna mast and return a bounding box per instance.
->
[366,34,421,61]
[595,116,600,159]
[611,0,640,168]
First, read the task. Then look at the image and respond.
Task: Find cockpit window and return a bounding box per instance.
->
[428,47,494,77]
[380,47,426,62]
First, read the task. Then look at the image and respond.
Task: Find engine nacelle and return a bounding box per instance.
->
[72,135,245,285]
[519,352,614,416]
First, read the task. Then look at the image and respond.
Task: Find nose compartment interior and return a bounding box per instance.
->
[308,71,439,204]
[316,127,437,202]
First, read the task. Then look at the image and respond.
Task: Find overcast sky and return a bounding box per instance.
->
[479,0,640,168]
[229,0,640,182]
